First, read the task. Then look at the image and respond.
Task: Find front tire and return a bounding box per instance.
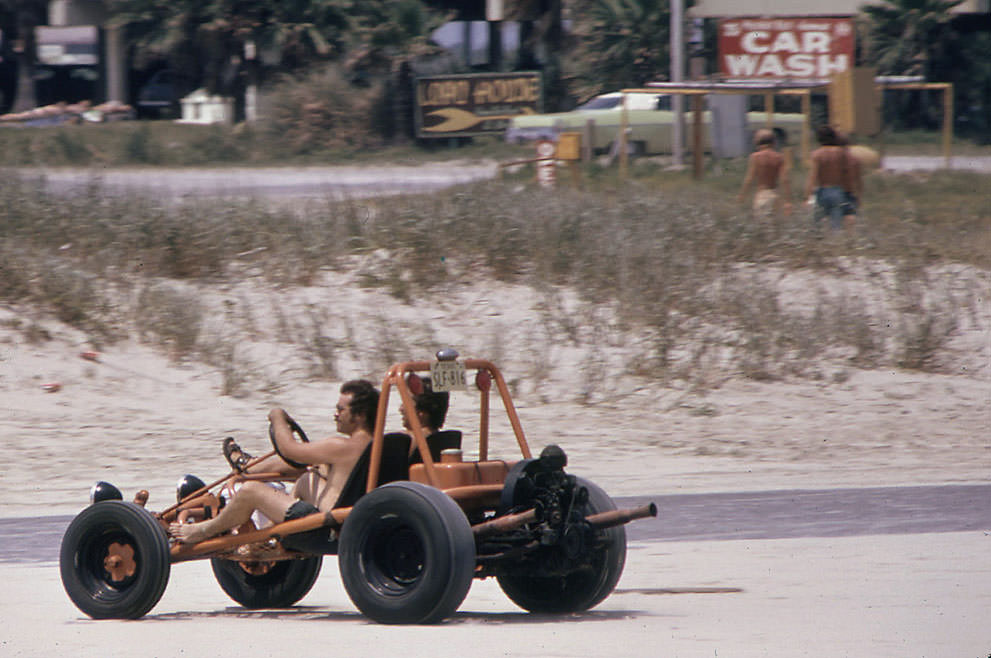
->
[338,482,475,624]
[60,501,171,619]
[496,477,626,613]
[211,556,322,608]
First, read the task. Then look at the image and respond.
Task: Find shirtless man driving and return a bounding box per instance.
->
[170,379,379,544]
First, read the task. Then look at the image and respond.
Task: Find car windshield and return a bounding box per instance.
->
[577,96,621,110]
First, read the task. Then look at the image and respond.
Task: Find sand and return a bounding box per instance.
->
[0,265,989,656]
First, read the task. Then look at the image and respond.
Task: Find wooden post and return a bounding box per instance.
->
[800,90,812,165]
[877,84,886,169]
[765,92,774,129]
[671,0,684,166]
[692,94,704,180]
[583,119,594,163]
[619,93,629,178]
[942,83,953,168]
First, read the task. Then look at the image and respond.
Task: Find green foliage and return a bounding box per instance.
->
[859,0,964,78]
[106,0,443,95]
[567,0,687,100]
[260,64,383,153]
[859,0,990,137]
[0,0,48,111]
[123,123,157,163]
[350,0,449,66]
[108,0,352,70]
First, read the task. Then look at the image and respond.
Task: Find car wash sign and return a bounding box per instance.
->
[718,17,854,80]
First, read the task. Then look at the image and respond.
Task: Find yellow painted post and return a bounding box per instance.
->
[693,94,704,180]
[877,84,886,169]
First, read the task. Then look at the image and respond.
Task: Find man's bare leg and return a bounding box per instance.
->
[170,481,295,544]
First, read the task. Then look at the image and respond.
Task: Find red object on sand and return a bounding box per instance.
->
[42,382,62,392]
[79,351,100,361]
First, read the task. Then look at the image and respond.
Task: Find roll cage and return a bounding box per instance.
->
[367,356,532,491]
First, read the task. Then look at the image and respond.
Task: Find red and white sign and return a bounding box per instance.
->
[718,17,854,80]
[535,139,556,188]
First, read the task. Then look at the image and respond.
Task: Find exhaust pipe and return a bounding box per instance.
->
[585,502,657,530]
[472,508,540,537]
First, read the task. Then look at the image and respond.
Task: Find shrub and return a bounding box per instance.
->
[134,282,203,359]
[260,65,384,154]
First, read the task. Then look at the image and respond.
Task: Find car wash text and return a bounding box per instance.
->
[718,18,855,80]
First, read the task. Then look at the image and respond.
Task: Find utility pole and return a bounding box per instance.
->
[670,0,684,167]
[487,0,503,71]
[244,40,258,122]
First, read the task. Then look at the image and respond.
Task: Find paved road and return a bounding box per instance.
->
[881,155,991,173]
[16,156,991,202]
[5,484,988,565]
[17,163,500,200]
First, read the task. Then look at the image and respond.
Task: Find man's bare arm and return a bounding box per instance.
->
[804,157,818,198]
[268,408,365,466]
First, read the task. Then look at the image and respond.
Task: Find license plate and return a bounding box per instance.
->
[430,360,467,391]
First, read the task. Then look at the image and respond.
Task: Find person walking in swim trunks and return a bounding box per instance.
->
[738,128,792,218]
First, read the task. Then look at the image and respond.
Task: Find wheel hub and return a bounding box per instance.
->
[103,542,137,582]
[239,561,275,576]
[374,527,424,585]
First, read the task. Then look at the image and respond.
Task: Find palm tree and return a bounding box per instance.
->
[860,0,964,79]
[860,0,971,130]
[108,0,448,95]
[107,0,354,93]
[568,0,686,102]
[0,0,47,111]
[345,0,449,78]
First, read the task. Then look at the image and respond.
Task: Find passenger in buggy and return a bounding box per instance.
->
[399,376,462,464]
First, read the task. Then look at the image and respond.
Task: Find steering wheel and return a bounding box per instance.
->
[269,415,310,470]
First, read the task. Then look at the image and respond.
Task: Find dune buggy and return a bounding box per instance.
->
[60,350,656,624]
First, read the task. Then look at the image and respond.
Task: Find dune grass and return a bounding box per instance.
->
[2,144,987,391]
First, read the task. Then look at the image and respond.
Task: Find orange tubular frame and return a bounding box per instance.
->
[166,356,536,563]
[368,358,532,494]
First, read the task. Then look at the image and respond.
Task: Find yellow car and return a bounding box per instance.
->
[505,91,806,155]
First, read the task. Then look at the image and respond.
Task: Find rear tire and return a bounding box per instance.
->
[211,556,322,608]
[60,501,171,619]
[339,482,475,624]
[496,477,626,613]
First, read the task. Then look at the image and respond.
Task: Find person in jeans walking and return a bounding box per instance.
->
[804,125,862,230]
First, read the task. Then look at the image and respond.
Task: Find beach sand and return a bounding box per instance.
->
[0,270,988,656]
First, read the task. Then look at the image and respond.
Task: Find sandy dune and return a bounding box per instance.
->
[0,264,988,656]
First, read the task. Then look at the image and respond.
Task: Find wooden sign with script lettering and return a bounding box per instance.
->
[415,72,542,138]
